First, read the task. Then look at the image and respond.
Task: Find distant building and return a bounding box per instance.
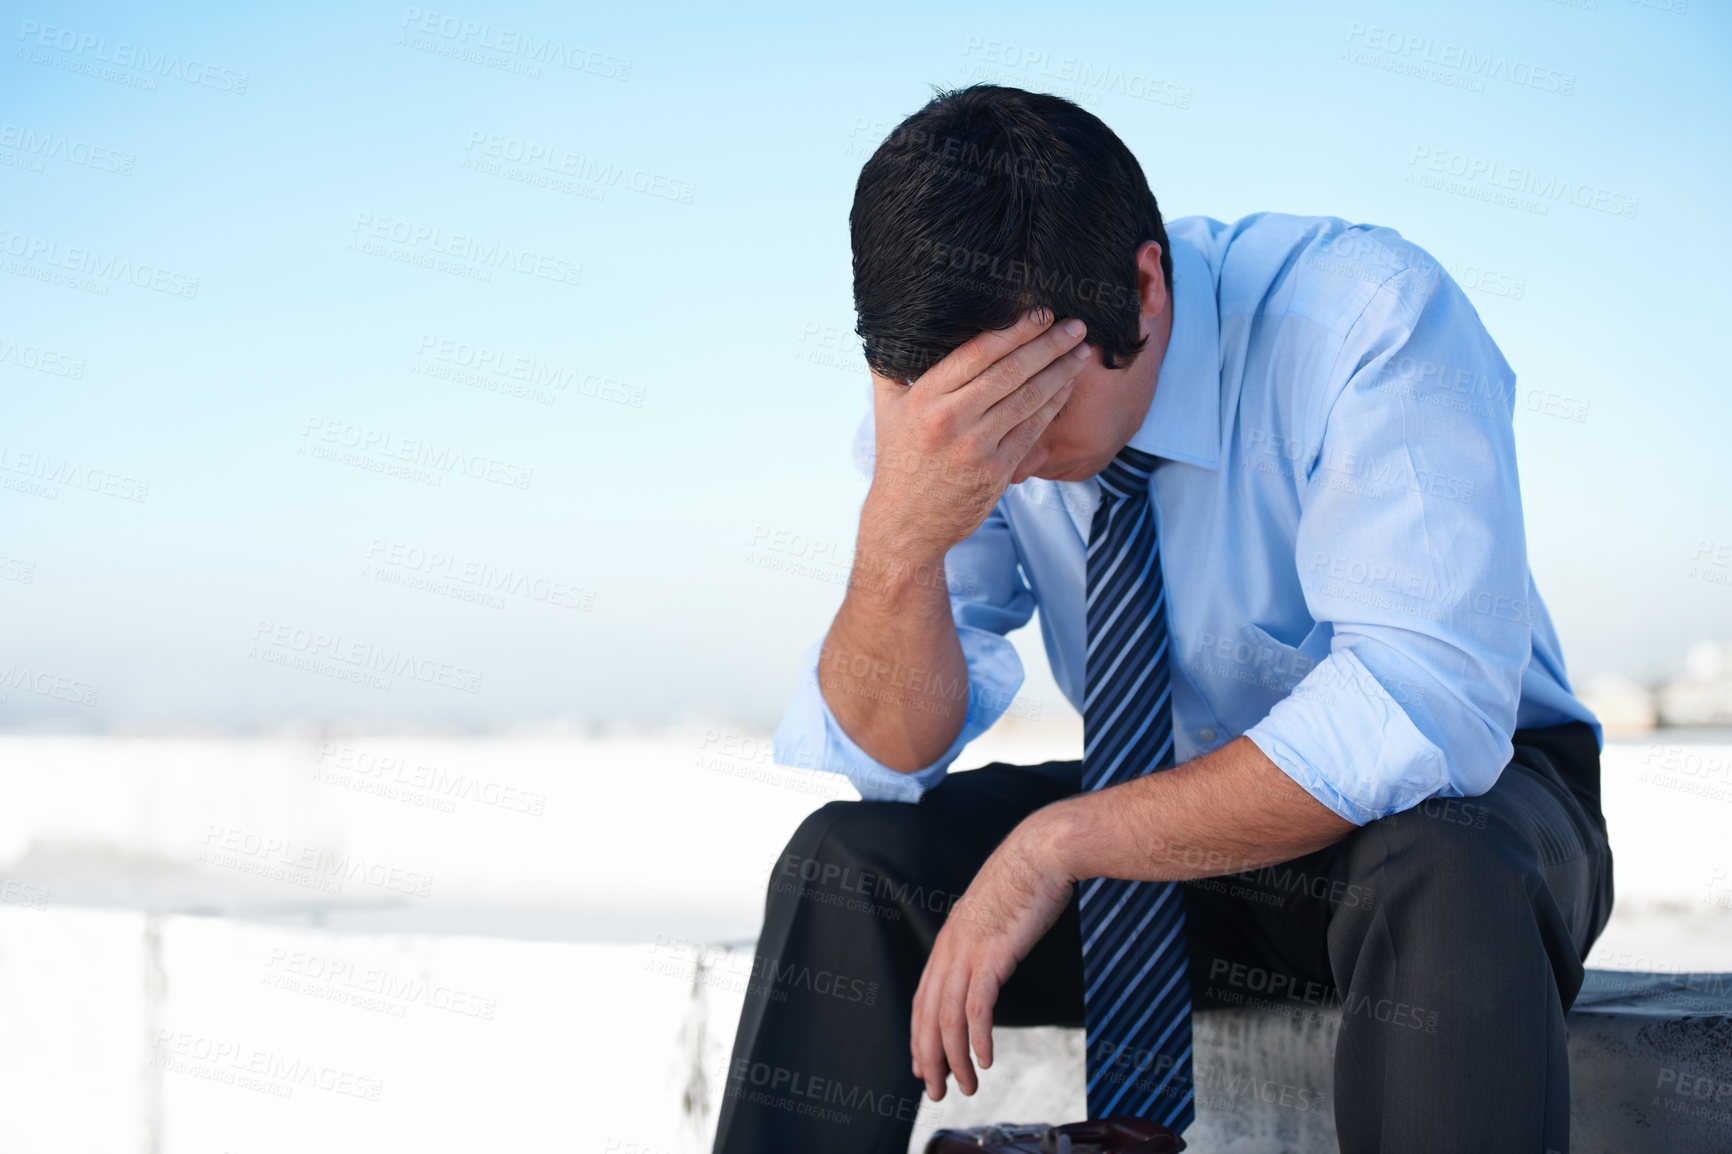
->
[1656,641,1732,727]
[1578,673,1657,735]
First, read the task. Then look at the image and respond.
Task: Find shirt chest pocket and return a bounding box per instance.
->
[1190,621,1331,697]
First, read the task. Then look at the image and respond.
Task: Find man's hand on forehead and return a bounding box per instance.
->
[864,308,1089,560]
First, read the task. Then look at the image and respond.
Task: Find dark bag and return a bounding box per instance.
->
[923,1117,1186,1153]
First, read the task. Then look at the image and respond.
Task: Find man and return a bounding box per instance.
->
[713,84,1612,1154]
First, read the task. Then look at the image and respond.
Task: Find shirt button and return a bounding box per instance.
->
[1199,728,1217,743]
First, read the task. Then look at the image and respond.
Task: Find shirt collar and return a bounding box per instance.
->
[1122,230,1222,470]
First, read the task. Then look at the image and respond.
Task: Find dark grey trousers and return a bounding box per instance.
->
[711,722,1612,1154]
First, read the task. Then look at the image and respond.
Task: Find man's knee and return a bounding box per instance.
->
[768,799,925,901]
[1350,793,1543,921]
[783,798,922,860]
[783,799,858,862]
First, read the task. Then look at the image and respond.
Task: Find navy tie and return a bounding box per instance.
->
[1078,444,1193,1129]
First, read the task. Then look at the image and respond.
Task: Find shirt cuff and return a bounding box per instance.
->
[771,625,1027,803]
[1242,647,1450,826]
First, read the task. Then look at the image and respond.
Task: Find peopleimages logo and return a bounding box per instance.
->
[1344,22,1576,95]
[200,825,435,899]
[398,7,631,80]
[413,334,644,408]
[0,662,100,708]
[0,333,86,379]
[249,618,485,695]
[150,1029,383,1101]
[15,19,249,93]
[0,444,150,502]
[958,36,1193,108]
[300,417,535,490]
[363,539,593,611]
[349,212,583,287]
[463,131,695,203]
[1407,146,1639,219]
[0,124,134,175]
[907,238,1140,312]
[0,227,200,297]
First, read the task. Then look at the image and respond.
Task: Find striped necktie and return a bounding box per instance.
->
[1078,443,1194,1130]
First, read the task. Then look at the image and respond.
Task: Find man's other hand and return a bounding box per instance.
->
[909,804,1074,1101]
[865,309,1089,561]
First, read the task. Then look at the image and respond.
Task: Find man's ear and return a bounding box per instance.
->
[1135,241,1168,337]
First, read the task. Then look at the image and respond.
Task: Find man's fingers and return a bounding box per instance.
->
[919,308,1055,396]
[951,316,1087,419]
[982,339,1088,447]
[918,1028,947,1100]
[911,964,932,1080]
[994,375,1075,474]
[912,959,949,1100]
[967,970,1000,1073]
[909,969,924,1079]
[938,966,978,1096]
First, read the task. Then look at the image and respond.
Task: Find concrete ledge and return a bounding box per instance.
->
[671,941,1732,1151]
[1567,971,1732,1151]
[1,734,1728,1151]
[875,969,1732,1154]
[1,905,1728,1152]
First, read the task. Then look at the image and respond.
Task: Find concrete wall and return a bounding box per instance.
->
[1,731,1728,1150]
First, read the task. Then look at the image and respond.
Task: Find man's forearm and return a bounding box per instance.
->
[816,308,1086,774]
[817,500,971,773]
[1036,736,1358,883]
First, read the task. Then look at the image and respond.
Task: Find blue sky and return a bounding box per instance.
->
[2,0,1727,730]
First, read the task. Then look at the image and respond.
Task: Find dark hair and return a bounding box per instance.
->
[850,84,1172,383]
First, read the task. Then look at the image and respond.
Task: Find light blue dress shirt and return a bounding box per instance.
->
[772,212,1599,824]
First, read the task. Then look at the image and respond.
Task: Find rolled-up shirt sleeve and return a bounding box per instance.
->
[1244,264,1531,825]
[772,493,1037,804]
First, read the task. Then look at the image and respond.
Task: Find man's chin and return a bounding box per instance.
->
[1014,464,1055,485]
[1028,460,1091,483]
[1013,451,1097,484]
